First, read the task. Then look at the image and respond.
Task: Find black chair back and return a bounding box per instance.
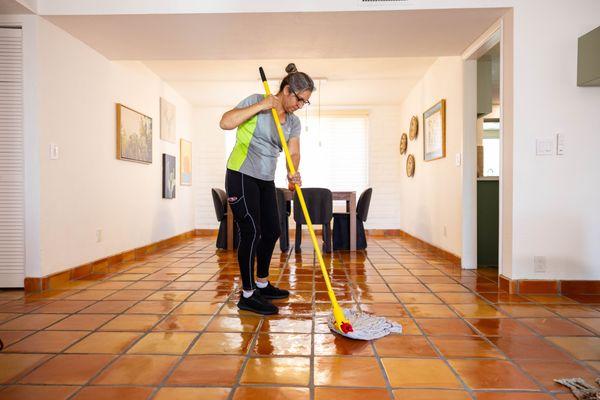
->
[293,188,332,225]
[356,188,373,222]
[276,188,291,218]
[211,188,227,222]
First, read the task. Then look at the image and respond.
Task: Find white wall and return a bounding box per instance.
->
[35,17,194,277]
[193,107,229,229]
[396,57,465,257]
[22,0,600,283]
[510,0,600,280]
[366,106,402,230]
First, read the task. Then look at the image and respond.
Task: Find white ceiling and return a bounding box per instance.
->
[42,8,506,107]
[45,9,506,60]
[142,57,437,107]
[0,0,33,14]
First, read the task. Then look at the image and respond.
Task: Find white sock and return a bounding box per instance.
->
[255,280,268,289]
[242,289,254,298]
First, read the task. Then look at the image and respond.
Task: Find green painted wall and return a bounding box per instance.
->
[477,180,499,267]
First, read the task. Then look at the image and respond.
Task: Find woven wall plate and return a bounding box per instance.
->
[406,154,415,177]
[409,116,418,140]
[399,133,408,155]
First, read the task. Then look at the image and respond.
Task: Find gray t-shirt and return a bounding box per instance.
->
[226,94,301,181]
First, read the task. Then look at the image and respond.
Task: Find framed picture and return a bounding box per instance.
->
[160,97,176,144]
[116,103,152,164]
[163,154,176,199]
[423,99,446,161]
[180,139,192,186]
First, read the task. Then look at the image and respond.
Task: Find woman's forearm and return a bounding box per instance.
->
[290,153,300,172]
[220,103,263,130]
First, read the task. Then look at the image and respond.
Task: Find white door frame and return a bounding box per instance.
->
[461,19,504,272]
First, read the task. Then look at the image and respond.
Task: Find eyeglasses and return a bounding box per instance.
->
[290,88,311,106]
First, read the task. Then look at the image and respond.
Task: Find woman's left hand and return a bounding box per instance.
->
[287,171,302,187]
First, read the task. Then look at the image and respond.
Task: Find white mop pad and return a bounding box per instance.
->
[327,308,403,340]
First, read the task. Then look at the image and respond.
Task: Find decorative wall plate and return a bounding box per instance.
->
[406,154,415,177]
[409,116,419,140]
[399,133,408,155]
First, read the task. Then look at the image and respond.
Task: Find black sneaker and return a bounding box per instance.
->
[257,282,290,300]
[237,290,278,315]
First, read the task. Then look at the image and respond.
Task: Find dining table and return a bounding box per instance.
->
[227,189,357,252]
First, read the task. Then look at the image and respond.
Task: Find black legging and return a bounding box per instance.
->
[225,169,281,291]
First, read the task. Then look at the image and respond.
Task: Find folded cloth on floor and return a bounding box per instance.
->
[554,377,600,400]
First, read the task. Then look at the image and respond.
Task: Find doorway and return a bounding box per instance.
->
[476,44,500,268]
[461,19,509,273]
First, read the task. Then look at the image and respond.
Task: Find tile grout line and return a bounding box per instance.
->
[60,242,225,400]
[383,239,582,398]
[1,236,598,398]
[0,241,217,395]
[225,243,295,400]
[374,242,477,399]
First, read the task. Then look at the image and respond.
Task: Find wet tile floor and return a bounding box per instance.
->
[0,236,598,399]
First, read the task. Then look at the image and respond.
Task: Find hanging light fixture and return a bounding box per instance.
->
[317,79,322,147]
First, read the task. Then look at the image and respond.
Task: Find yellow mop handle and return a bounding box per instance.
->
[259,67,352,333]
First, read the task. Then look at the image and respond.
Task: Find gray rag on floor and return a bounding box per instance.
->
[327,308,403,340]
[554,377,600,399]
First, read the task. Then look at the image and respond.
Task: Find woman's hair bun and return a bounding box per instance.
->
[285,63,298,74]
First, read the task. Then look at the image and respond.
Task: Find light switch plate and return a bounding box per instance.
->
[556,133,565,156]
[536,138,553,156]
[50,143,59,160]
[534,256,547,273]
[455,152,462,166]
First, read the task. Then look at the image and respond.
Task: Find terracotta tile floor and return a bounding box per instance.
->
[0,236,599,399]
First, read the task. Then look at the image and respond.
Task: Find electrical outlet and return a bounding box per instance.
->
[96,229,102,243]
[455,152,462,167]
[534,256,547,273]
[443,226,447,237]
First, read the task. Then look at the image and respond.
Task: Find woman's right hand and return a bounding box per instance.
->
[259,95,281,111]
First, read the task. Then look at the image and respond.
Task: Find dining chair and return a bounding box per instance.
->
[276,188,291,252]
[293,188,333,253]
[211,188,238,249]
[332,188,372,250]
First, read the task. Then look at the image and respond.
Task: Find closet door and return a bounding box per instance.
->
[0,27,24,288]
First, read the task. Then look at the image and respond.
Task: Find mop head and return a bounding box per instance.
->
[327,308,403,340]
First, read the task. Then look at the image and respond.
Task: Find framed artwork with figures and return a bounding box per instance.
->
[116,104,152,164]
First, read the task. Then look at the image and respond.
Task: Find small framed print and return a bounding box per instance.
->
[423,99,446,162]
[180,139,192,186]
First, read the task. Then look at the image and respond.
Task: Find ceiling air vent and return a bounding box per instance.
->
[360,0,412,6]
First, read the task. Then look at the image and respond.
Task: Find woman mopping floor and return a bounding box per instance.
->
[219,63,314,315]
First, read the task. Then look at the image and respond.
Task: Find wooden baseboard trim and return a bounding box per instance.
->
[499,275,599,295]
[192,228,459,264]
[24,230,196,293]
[194,229,218,237]
[380,229,461,265]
